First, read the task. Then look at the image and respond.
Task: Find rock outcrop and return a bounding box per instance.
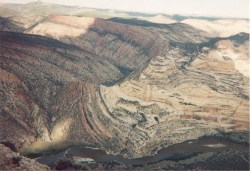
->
[0,15,249,159]
[0,30,123,150]
[0,143,49,170]
[99,32,249,156]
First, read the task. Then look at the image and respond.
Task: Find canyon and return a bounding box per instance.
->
[0,1,249,170]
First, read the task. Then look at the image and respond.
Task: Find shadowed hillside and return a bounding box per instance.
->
[0,1,249,170]
[0,16,249,159]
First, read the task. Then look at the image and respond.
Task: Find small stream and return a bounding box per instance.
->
[31,136,248,167]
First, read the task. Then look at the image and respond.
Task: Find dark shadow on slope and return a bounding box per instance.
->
[169,32,249,68]
[2,16,248,167]
[108,17,174,28]
[0,16,25,32]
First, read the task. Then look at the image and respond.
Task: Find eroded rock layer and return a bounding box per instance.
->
[0,17,249,158]
[99,33,249,157]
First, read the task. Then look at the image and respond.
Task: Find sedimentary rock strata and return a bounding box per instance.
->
[0,14,249,159]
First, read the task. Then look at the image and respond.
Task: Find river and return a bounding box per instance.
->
[29,136,248,167]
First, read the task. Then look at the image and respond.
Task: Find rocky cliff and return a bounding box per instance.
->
[0,15,249,159]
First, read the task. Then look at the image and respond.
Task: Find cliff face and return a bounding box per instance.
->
[0,15,249,159]
[99,33,249,157]
[0,30,123,149]
[26,16,207,71]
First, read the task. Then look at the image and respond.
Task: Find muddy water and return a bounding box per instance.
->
[34,137,248,167]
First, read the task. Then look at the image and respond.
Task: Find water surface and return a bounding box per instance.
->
[35,136,248,167]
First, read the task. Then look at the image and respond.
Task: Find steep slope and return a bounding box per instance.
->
[1,18,209,157]
[0,17,24,32]
[26,16,207,71]
[0,31,124,150]
[26,16,163,71]
[0,16,249,160]
[98,32,249,157]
